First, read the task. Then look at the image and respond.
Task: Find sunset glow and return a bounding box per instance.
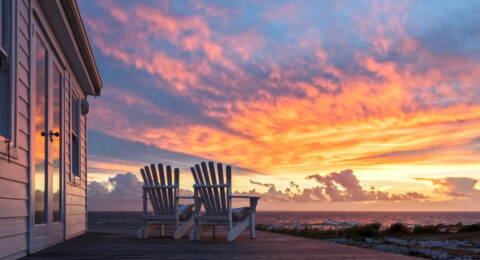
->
[79,0,480,211]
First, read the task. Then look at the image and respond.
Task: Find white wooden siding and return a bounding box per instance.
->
[1,0,93,257]
[0,0,30,258]
[64,78,88,239]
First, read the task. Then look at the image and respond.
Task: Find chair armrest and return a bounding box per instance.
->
[229,195,260,200]
[229,195,260,213]
[177,196,194,199]
[143,185,178,189]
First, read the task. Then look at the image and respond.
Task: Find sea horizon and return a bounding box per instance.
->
[87,210,480,213]
[88,211,480,229]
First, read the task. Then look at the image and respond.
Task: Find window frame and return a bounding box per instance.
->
[0,0,17,160]
[70,88,81,181]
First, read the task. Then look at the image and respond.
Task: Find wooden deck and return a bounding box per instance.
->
[23,213,415,259]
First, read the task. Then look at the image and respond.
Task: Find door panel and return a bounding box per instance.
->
[31,20,65,252]
[33,34,47,226]
[52,65,61,223]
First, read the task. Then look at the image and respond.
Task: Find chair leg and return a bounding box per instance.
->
[250,213,256,239]
[189,225,211,240]
[189,229,197,240]
[160,224,165,236]
[190,219,201,240]
[227,216,250,242]
[137,226,146,239]
[175,217,194,239]
[138,224,160,239]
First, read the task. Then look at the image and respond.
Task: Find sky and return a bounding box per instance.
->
[77,0,480,211]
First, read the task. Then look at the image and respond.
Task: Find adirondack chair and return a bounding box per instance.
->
[189,161,260,242]
[137,164,195,239]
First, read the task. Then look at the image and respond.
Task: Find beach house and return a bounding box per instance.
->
[0,0,102,257]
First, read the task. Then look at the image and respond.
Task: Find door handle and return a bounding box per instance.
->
[49,130,60,142]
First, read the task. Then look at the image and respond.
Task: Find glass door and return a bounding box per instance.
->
[31,21,64,252]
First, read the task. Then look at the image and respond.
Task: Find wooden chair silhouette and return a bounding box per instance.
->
[137,164,194,239]
[189,161,260,241]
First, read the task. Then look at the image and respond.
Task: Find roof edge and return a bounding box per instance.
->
[60,0,103,96]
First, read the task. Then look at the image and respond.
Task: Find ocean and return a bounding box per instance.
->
[255,211,480,229]
[88,211,480,230]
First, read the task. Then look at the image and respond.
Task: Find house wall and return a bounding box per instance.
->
[30,0,89,245]
[65,79,88,240]
[0,0,89,258]
[0,0,30,259]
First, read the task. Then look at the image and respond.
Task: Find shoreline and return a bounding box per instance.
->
[256,223,480,259]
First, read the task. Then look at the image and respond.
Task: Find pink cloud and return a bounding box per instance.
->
[246,170,428,203]
[414,177,479,197]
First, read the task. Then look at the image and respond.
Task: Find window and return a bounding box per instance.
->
[71,94,80,177]
[0,0,11,139]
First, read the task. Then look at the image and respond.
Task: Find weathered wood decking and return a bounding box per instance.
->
[23,213,415,259]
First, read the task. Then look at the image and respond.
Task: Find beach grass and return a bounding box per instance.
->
[257,222,480,259]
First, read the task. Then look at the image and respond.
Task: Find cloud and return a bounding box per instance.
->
[77,0,480,210]
[242,180,326,203]
[414,177,479,197]
[87,131,262,177]
[248,169,427,203]
[307,169,429,202]
[88,172,193,211]
[87,181,109,197]
[79,0,480,176]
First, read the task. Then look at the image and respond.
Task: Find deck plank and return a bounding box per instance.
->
[22,212,415,259]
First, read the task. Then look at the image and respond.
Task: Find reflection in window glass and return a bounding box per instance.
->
[34,35,47,224]
[0,0,8,138]
[52,65,61,222]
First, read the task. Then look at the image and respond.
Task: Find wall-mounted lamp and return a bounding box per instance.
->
[81,99,90,115]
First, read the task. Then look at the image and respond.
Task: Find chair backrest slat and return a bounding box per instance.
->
[158,164,169,214]
[208,162,222,214]
[191,161,232,216]
[194,164,213,214]
[166,165,174,214]
[217,163,227,214]
[200,162,217,214]
[150,164,165,214]
[144,166,161,214]
[140,168,159,214]
[140,164,179,216]
[174,168,180,210]
[226,165,231,185]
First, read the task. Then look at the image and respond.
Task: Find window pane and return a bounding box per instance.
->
[0,68,6,137]
[52,66,61,222]
[0,0,8,138]
[72,96,79,177]
[0,0,3,48]
[34,36,47,224]
[72,96,78,134]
